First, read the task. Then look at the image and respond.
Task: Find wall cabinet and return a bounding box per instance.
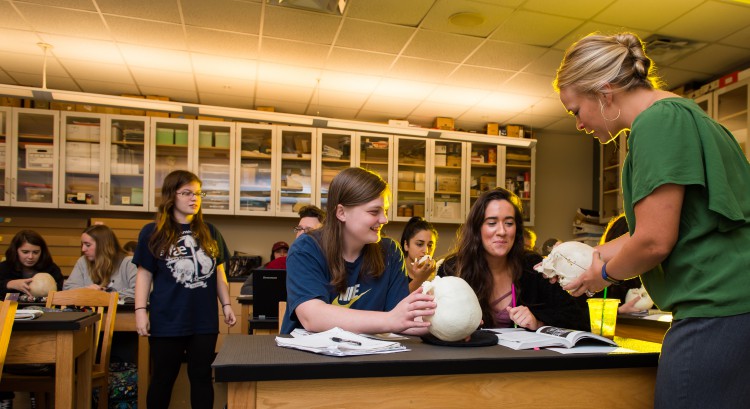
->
[598,138,626,223]
[5,107,537,224]
[9,108,59,208]
[713,79,749,160]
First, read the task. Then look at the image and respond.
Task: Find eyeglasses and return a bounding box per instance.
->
[176,190,207,198]
[293,226,312,234]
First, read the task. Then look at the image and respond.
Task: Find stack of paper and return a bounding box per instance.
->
[15,309,44,320]
[276,327,409,357]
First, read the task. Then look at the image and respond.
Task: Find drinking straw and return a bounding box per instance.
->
[511,283,517,328]
[599,287,608,336]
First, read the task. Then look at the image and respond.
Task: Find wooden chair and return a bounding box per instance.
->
[0,300,19,380]
[0,289,118,409]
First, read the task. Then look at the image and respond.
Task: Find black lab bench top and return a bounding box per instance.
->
[212,334,659,383]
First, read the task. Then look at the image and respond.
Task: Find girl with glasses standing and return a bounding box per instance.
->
[132,170,236,409]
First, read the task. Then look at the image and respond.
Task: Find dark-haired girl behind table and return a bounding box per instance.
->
[281,167,435,335]
[0,229,64,299]
[399,216,438,292]
[132,170,236,409]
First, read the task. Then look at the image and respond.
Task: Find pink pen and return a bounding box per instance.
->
[511,283,517,328]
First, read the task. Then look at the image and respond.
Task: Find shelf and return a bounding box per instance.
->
[18,167,53,172]
[360,160,388,165]
[112,141,145,146]
[470,162,497,168]
[603,189,619,195]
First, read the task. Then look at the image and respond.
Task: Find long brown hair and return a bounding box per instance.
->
[449,188,526,326]
[317,167,389,294]
[82,224,126,285]
[5,229,55,272]
[148,170,218,258]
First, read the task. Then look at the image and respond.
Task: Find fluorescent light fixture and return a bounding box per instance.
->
[268,0,346,14]
[439,130,536,148]
[0,84,34,98]
[51,91,184,112]
[200,105,314,126]
[326,119,430,137]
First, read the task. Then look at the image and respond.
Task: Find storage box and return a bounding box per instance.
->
[434,117,454,130]
[0,143,5,167]
[25,187,52,203]
[66,123,101,141]
[398,170,415,182]
[66,142,92,157]
[214,132,230,148]
[174,129,188,146]
[364,148,388,161]
[434,154,447,167]
[446,155,461,167]
[399,181,415,190]
[505,124,524,138]
[485,122,499,135]
[26,145,54,168]
[413,204,425,217]
[155,128,174,145]
[434,201,461,219]
[131,188,143,205]
[436,174,460,192]
[199,131,213,147]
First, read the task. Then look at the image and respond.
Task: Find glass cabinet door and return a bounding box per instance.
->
[467,142,501,210]
[60,112,104,209]
[11,108,59,208]
[355,132,393,218]
[195,120,234,215]
[150,118,192,211]
[278,126,315,217]
[393,137,427,222]
[430,141,465,223]
[236,123,276,216]
[317,129,354,209]
[714,81,749,160]
[503,146,535,224]
[105,115,149,211]
[0,107,9,205]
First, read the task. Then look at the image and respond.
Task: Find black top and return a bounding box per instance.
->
[12,311,100,331]
[0,260,64,299]
[212,334,658,383]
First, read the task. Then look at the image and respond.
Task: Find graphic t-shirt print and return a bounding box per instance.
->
[165,232,215,289]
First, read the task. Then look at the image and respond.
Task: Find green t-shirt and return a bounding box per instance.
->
[622,97,750,320]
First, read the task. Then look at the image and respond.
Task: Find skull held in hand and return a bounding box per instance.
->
[421,276,482,342]
[534,241,594,287]
[29,272,57,297]
[625,286,654,311]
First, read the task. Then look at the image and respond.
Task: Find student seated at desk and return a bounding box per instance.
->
[64,224,137,300]
[399,216,438,293]
[438,188,588,331]
[281,167,435,335]
[0,229,64,299]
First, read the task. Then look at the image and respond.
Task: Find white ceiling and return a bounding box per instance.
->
[1,0,749,133]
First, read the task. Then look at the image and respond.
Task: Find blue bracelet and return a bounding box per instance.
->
[601,262,623,285]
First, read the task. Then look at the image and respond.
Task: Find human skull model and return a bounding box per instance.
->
[625,286,654,311]
[534,241,595,287]
[29,272,57,297]
[421,276,482,342]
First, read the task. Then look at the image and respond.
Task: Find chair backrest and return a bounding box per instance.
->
[278,301,286,334]
[0,300,19,377]
[46,288,118,374]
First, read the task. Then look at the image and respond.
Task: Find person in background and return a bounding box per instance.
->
[540,237,561,257]
[0,229,64,299]
[123,240,137,256]
[280,167,435,335]
[399,216,438,292]
[264,241,289,269]
[438,188,588,331]
[133,170,236,409]
[522,227,537,252]
[294,204,325,238]
[64,224,137,299]
[555,32,750,408]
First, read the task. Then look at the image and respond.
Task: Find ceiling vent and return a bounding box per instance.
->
[643,35,704,65]
[267,0,347,15]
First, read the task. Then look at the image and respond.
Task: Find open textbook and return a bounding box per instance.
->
[494,326,617,350]
[276,327,409,357]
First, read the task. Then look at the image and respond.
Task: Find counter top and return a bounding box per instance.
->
[213,334,659,383]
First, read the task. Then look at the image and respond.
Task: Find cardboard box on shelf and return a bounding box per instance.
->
[434,117,454,130]
[364,148,388,161]
[120,94,146,116]
[446,155,461,167]
[97,106,121,115]
[66,123,100,141]
[388,119,409,127]
[505,125,524,138]
[434,154,447,167]
[398,170,415,182]
[26,144,54,168]
[436,174,460,192]
[256,106,275,112]
[0,97,22,107]
[50,102,76,111]
[75,104,95,113]
[413,204,425,217]
[399,181,416,190]
[485,122,499,135]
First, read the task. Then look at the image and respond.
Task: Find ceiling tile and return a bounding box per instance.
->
[387,57,457,82]
[523,49,565,77]
[36,34,123,64]
[719,24,750,49]
[0,71,15,84]
[420,0,514,38]
[490,11,583,47]
[659,1,750,42]
[138,85,198,103]
[445,66,514,90]
[97,0,182,23]
[326,48,396,76]
[191,54,257,79]
[335,20,414,54]
[504,112,562,129]
[466,40,547,71]
[257,62,320,87]
[593,0,704,31]
[310,105,360,119]
[194,74,255,97]
[19,0,96,11]
[316,88,369,109]
[186,28,259,59]
[529,97,566,117]
[15,3,109,39]
[543,117,579,133]
[129,67,196,90]
[477,91,540,113]
[0,2,31,30]
[76,79,139,95]
[318,70,380,94]
[670,44,750,75]
[360,95,421,115]
[9,72,75,89]
[253,97,309,114]
[181,0,261,35]
[259,38,330,68]
[373,78,436,100]
[500,73,555,97]
[255,82,314,104]
[106,17,187,50]
[0,51,67,77]
[522,0,611,19]
[0,28,51,54]
[199,92,255,109]
[119,44,192,71]
[428,85,489,106]
[402,30,483,63]
[345,0,433,26]
[658,67,713,90]
[61,59,133,83]
[410,101,468,118]
[551,22,651,51]
[262,6,340,44]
